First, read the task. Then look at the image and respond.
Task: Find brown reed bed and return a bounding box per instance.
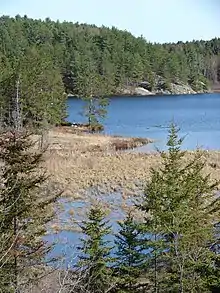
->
[42,128,220,199]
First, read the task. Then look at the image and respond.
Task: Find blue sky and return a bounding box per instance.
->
[1,0,219,43]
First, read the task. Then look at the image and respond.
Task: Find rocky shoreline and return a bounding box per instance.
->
[119,82,211,96]
[114,75,212,96]
[67,79,213,98]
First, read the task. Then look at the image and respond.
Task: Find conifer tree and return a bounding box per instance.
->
[19,47,67,127]
[83,95,109,132]
[76,205,114,293]
[0,47,66,130]
[139,124,220,293]
[73,52,109,132]
[0,130,60,292]
[114,211,148,293]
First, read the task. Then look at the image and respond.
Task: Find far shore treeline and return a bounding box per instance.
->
[0,15,220,130]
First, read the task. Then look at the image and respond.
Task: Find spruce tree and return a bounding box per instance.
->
[0,130,60,292]
[76,205,114,293]
[114,211,148,293]
[139,124,220,293]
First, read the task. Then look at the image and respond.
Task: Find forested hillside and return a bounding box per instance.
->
[0,15,220,125]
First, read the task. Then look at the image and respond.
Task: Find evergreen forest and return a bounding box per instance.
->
[0,15,220,127]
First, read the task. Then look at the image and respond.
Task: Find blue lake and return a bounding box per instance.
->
[67,93,220,151]
[46,93,220,267]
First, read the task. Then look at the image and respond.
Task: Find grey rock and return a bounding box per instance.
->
[119,75,210,96]
[134,87,155,96]
[170,83,196,95]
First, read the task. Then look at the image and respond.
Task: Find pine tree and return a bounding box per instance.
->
[83,95,109,132]
[0,130,60,292]
[139,124,220,293]
[0,56,18,128]
[19,47,67,128]
[73,51,109,132]
[0,47,66,130]
[114,211,148,293]
[76,205,114,293]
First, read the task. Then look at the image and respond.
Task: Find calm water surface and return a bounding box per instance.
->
[47,93,220,266]
[46,193,135,267]
[67,93,220,150]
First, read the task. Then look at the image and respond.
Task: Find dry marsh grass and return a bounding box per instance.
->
[42,128,220,199]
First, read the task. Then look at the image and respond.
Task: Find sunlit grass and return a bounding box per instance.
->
[42,128,220,200]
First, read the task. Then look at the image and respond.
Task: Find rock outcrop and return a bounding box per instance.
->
[134,87,155,96]
[118,76,211,96]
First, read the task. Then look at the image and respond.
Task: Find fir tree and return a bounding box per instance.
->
[139,124,220,293]
[114,211,148,293]
[76,205,114,293]
[83,96,109,132]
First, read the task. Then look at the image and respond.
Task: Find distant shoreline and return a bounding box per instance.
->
[67,91,217,99]
[110,91,214,98]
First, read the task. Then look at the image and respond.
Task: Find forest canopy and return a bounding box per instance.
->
[0,15,220,126]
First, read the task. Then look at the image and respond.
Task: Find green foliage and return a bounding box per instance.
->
[18,47,67,127]
[139,124,220,292]
[0,15,219,130]
[72,51,110,131]
[83,97,109,132]
[77,206,114,293]
[114,212,147,292]
[0,130,60,292]
[0,46,66,129]
[0,15,220,107]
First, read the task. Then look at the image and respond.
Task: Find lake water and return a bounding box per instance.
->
[46,193,136,267]
[67,93,220,150]
[46,93,220,267]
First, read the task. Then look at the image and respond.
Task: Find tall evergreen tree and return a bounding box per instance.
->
[114,211,148,293]
[18,47,67,127]
[139,124,220,293]
[0,46,66,130]
[76,205,115,293]
[0,130,60,292]
[73,51,108,131]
